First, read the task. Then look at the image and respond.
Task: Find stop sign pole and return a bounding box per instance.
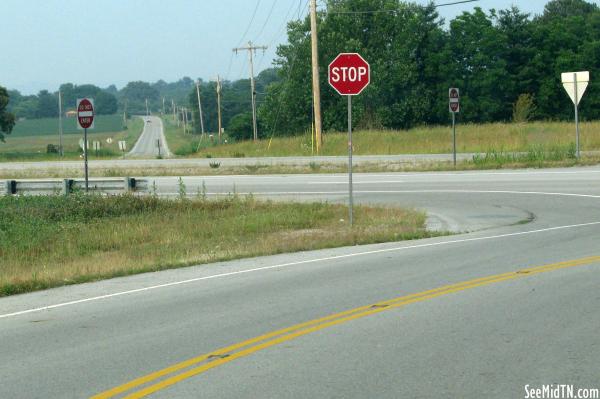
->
[329,53,370,226]
[449,88,460,167]
[77,98,95,192]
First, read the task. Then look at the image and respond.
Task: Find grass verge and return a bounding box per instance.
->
[0,194,437,296]
[2,153,599,180]
[190,121,600,158]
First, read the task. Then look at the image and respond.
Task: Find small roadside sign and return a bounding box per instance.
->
[76,98,95,130]
[76,98,94,192]
[118,141,127,151]
[328,53,371,96]
[328,52,371,226]
[561,71,589,106]
[449,88,460,113]
[449,88,460,167]
[78,138,89,150]
[561,71,590,158]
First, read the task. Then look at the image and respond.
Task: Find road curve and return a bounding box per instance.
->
[128,116,171,158]
[0,167,599,398]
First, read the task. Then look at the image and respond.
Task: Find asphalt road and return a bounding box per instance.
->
[128,116,171,158]
[1,167,599,398]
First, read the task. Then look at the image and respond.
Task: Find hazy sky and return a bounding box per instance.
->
[1,0,550,94]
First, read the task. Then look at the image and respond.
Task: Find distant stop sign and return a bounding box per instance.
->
[77,98,95,129]
[328,53,370,95]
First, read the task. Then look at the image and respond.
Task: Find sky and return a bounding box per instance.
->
[1,0,551,95]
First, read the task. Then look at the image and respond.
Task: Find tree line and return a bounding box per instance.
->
[253,0,599,137]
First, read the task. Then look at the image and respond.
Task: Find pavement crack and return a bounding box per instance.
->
[370,304,389,309]
[207,354,231,361]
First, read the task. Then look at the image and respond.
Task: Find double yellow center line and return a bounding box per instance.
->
[92,255,600,399]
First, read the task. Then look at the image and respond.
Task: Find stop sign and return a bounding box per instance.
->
[77,98,95,129]
[328,53,370,95]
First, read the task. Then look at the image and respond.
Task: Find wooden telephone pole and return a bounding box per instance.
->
[310,0,323,151]
[233,41,267,142]
[216,75,223,144]
[196,80,205,136]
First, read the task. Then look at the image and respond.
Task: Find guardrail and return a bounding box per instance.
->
[2,178,148,196]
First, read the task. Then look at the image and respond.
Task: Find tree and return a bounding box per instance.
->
[227,112,255,141]
[121,81,160,114]
[95,91,118,115]
[0,86,16,142]
[36,90,58,118]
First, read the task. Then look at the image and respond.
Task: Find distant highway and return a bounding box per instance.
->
[1,167,599,398]
[128,116,171,158]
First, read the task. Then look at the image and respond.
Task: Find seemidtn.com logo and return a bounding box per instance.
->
[525,385,599,399]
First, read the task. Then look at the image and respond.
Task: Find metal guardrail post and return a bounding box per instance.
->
[125,177,136,192]
[5,180,17,195]
[62,179,73,196]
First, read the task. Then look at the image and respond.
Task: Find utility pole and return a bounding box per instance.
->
[172,99,176,122]
[145,98,149,116]
[310,0,323,152]
[123,99,128,127]
[196,80,205,136]
[162,97,165,115]
[58,90,63,156]
[216,75,223,144]
[233,41,267,142]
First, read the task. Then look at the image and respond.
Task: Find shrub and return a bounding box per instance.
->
[513,94,536,123]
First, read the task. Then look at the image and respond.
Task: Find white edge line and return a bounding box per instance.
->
[1,220,600,320]
[159,190,600,199]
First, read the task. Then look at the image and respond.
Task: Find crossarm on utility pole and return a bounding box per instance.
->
[233,41,267,142]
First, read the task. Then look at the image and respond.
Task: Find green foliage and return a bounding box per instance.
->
[0,86,16,142]
[188,69,277,135]
[513,94,537,123]
[257,0,600,136]
[36,90,58,118]
[227,112,255,141]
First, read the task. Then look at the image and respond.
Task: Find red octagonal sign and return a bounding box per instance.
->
[77,98,95,129]
[328,53,370,96]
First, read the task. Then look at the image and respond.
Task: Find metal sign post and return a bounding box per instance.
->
[452,112,456,167]
[328,53,370,227]
[574,73,580,158]
[77,98,95,192]
[84,128,89,191]
[449,88,460,167]
[348,95,353,226]
[561,71,589,159]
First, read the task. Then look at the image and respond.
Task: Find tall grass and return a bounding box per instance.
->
[0,194,434,296]
[191,121,600,158]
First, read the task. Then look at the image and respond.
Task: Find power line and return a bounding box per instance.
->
[265,0,306,49]
[236,0,262,48]
[322,0,479,14]
[254,0,278,42]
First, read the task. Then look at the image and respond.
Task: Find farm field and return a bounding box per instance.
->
[0,116,144,160]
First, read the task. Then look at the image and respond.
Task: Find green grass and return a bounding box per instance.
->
[10,114,126,137]
[0,194,436,296]
[161,116,228,156]
[0,117,144,161]
[188,121,600,158]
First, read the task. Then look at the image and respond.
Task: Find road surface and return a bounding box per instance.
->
[128,116,171,158]
[1,167,599,398]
